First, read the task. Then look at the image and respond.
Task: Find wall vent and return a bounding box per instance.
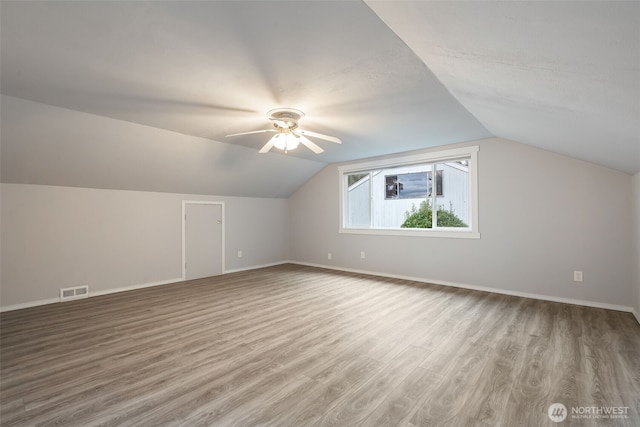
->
[60,286,89,302]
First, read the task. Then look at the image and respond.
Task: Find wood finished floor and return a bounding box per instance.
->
[1,264,639,426]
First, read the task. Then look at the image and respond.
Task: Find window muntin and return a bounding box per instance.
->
[339,146,479,238]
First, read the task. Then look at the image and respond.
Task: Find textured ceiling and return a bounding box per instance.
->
[366,0,640,174]
[0,1,488,161]
[0,1,638,198]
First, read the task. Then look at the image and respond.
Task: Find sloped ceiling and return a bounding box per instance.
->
[1,95,326,198]
[1,1,638,199]
[366,1,640,174]
[0,0,490,198]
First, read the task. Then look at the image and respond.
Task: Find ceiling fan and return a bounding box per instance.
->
[226,108,342,154]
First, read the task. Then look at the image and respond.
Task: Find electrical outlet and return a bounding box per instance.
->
[237,250,243,258]
[360,251,366,259]
[573,270,583,282]
[327,252,332,260]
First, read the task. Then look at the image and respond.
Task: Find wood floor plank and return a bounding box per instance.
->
[501,333,554,426]
[360,367,442,427]
[411,342,493,425]
[312,345,431,427]
[1,264,638,426]
[459,337,523,425]
[546,303,588,420]
[271,354,383,426]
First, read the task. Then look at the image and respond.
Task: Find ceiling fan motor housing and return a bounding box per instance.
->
[268,108,305,131]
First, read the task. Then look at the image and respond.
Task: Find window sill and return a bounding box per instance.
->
[339,227,481,239]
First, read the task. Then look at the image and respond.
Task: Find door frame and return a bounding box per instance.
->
[182,200,225,280]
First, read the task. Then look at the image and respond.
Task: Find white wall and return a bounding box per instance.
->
[289,138,634,309]
[0,183,289,309]
[2,138,636,313]
[633,172,640,322]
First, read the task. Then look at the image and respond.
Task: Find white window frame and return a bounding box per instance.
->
[338,145,480,239]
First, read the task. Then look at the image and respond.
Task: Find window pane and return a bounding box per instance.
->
[339,146,479,237]
[378,165,432,228]
[346,173,370,227]
[434,162,469,227]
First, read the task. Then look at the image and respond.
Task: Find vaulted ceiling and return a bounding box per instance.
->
[366,1,640,175]
[1,1,638,198]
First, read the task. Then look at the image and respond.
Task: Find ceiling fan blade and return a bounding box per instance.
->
[297,129,342,144]
[258,134,278,153]
[226,129,275,137]
[297,135,324,154]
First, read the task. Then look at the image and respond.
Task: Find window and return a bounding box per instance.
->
[339,146,479,238]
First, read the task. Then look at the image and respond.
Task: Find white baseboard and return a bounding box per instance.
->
[0,261,290,312]
[224,261,289,274]
[90,277,183,298]
[289,261,634,313]
[0,298,60,313]
[0,277,183,312]
[3,261,635,317]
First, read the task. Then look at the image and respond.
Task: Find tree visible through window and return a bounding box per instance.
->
[401,200,467,228]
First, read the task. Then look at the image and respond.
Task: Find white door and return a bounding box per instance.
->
[184,203,223,280]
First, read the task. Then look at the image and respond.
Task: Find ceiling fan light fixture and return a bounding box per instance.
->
[272,133,300,152]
